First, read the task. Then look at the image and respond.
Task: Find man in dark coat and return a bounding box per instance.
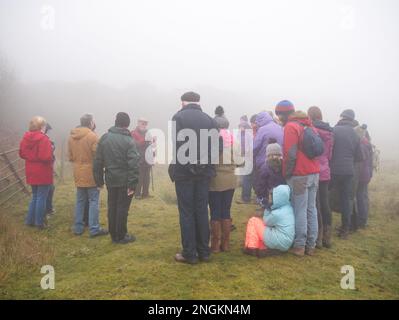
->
[93,112,140,244]
[169,91,218,264]
[330,109,363,239]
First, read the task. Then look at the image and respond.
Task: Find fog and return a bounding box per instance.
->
[0,0,398,158]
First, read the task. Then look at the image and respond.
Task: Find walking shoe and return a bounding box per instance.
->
[305,247,316,256]
[338,229,349,240]
[114,234,136,244]
[174,253,198,265]
[90,229,109,238]
[199,255,211,263]
[289,247,305,256]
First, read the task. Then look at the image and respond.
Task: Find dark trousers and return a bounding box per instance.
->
[331,174,353,231]
[107,186,133,242]
[175,178,210,261]
[241,173,252,202]
[357,182,369,227]
[316,181,332,227]
[136,164,151,197]
[209,189,235,221]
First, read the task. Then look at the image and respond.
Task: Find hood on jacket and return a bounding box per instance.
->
[336,118,357,128]
[109,126,131,136]
[271,185,291,209]
[288,111,312,127]
[22,131,46,148]
[255,112,273,128]
[313,120,333,132]
[70,127,92,140]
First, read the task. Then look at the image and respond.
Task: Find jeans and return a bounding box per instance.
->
[357,182,369,227]
[107,187,133,242]
[175,178,210,261]
[331,174,354,231]
[287,174,319,249]
[46,184,55,212]
[241,173,252,202]
[74,187,101,236]
[209,189,235,221]
[26,185,51,227]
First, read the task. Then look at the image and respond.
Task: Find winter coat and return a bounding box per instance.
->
[331,119,363,176]
[168,103,218,182]
[68,127,98,188]
[19,131,53,185]
[209,130,237,192]
[253,159,285,205]
[263,185,295,251]
[131,127,154,167]
[282,111,320,178]
[313,120,334,182]
[253,112,283,169]
[93,126,140,189]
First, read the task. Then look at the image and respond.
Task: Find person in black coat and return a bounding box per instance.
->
[169,91,218,264]
[330,109,363,239]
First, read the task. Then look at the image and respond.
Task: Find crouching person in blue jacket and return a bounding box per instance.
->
[243,185,295,258]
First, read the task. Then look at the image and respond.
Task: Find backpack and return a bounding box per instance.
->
[296,122,324,159]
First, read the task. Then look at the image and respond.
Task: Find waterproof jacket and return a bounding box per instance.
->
[358,138,373,183]
[253,160,285,204]
[131,127,154,167]
[313,120,334,182]
[19,130,53,185]
[282,111,320,178]
[209,130,238,192]
[263,185,295,251]
[331,119,363,176]
[93,126,140,189]
[253,112,283,169]
[68,127,98,187]
[168,103,218,182]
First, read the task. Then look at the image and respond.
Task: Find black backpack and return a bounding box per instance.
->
[296,122,324,159]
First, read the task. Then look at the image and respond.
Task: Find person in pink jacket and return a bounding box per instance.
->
[308,107,334,248]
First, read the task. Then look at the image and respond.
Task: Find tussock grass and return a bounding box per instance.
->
[0,163,398,299]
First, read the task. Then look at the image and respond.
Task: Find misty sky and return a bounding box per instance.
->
[0,0,398,157]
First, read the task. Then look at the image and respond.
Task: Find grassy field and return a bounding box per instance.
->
[1,162,399,300]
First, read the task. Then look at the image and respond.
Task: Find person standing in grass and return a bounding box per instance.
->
[68,114,108,238]
[19,116,54,229]
[279,101,321,257]
[131,118,154,200]
[209,106,237,253]
[93,112,140,244]
[168,92,218,264]
[307,106,334,248]
[330,109,363,239]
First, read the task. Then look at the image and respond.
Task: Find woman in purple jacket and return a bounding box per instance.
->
[308,107,334,248]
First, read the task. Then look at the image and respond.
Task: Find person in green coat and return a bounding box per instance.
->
[93,112,140,244]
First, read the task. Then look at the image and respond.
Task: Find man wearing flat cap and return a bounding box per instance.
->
[169,91,218,264]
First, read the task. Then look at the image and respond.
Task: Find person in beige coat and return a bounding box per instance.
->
[209,106,238,253]
[68,114,108,237]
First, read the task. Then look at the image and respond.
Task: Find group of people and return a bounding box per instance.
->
[18,91,375,263]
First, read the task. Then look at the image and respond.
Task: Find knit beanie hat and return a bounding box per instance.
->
[340,109,355,121]
[115,112,130,128]
[275,100,295,115]
[266,143,282,157]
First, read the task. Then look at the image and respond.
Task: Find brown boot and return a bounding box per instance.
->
[221,219,232,252]
[323,225,332,248]
[210,220,222,253]
[305,247,316,256]
[289,247,305,256]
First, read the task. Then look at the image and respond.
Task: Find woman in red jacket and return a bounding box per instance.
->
[19,116,54,229]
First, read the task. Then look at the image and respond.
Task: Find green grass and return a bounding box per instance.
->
[1,163,399,300]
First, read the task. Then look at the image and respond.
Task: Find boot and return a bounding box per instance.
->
[210,220,222,253]
[221,219,232,252]
[322,225,332,248]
